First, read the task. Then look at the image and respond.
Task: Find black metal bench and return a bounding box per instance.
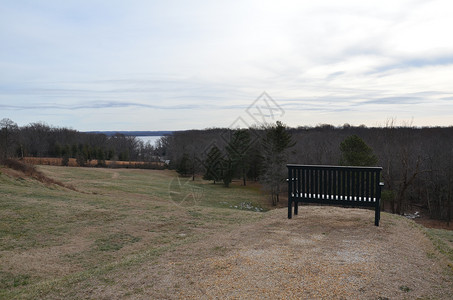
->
[287,164,383,226]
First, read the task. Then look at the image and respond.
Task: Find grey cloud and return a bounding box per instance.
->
[363,97,423,105]
[0,101,252,111]
[368,55,453,75]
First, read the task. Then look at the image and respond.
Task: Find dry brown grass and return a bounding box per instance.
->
[22,157,165,168]
[22,157,71,166]
[1,158,76,190]
[1,166,452,299]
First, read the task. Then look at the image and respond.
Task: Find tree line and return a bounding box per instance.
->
[0,118,163,167]
[2,117,453,222]
[164,122,453,222]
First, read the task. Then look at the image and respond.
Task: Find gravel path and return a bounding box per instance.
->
[113,207,453,299]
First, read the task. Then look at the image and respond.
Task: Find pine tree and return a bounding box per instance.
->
[176,153,191,176]
[221,158,235,187]
[96,147,106,167]
[203,145,223,184]
[260,121,296,205]
[226,129,251,186]
[247,143,264,182]
[339,135,378,166]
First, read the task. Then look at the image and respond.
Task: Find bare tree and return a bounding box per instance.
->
[0,118,18,159]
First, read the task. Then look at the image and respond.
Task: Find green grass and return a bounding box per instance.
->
[0,166,266,299]
[0,272,31,290]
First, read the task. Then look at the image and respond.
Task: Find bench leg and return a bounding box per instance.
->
[294,200,298,215]
[375,204,380,226]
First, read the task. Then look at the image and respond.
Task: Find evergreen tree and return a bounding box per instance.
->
[71,144,78,158]
[96,147,106,166]
[260,121,296,205]
[107,149,115,160]
[62,154,70,166]
[62,144,71,157]
[226,129,251,186]
[76,153,86,166]
[221,157,235,187]
[118,150,130,161]
[54,142,62,157]
[339,135,378,166]
[176,153,191,176]
[247,143,263,182]
[203,145,223,184]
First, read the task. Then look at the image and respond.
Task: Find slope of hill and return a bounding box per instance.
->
[0,165,452,299]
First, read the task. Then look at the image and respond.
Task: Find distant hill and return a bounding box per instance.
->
[85,131,173,136]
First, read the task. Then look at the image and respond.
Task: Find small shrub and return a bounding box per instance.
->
[96,160,107,167]
[1,158,77,191]
[76,154,86,167]
[2,158,37,176]
[62,155,69,166]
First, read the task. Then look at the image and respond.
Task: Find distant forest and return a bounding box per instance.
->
[0,119,166,166]
[1,118,452,222]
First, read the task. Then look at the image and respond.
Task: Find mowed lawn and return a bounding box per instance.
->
[0,166,267,299]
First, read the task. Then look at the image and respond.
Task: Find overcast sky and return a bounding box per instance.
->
[1,0,453,131]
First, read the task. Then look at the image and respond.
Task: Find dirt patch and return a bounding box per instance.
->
[86,207,453,299]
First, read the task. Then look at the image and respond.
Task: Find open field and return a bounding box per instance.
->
[1,165,453,299]
[21,157,165,168]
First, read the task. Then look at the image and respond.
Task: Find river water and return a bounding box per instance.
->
[135,136,163,147]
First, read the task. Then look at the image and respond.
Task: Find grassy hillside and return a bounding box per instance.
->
[1,165,452,299]
[0,166,266,299]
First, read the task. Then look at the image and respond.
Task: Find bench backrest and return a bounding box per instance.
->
[287,164,382,206]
